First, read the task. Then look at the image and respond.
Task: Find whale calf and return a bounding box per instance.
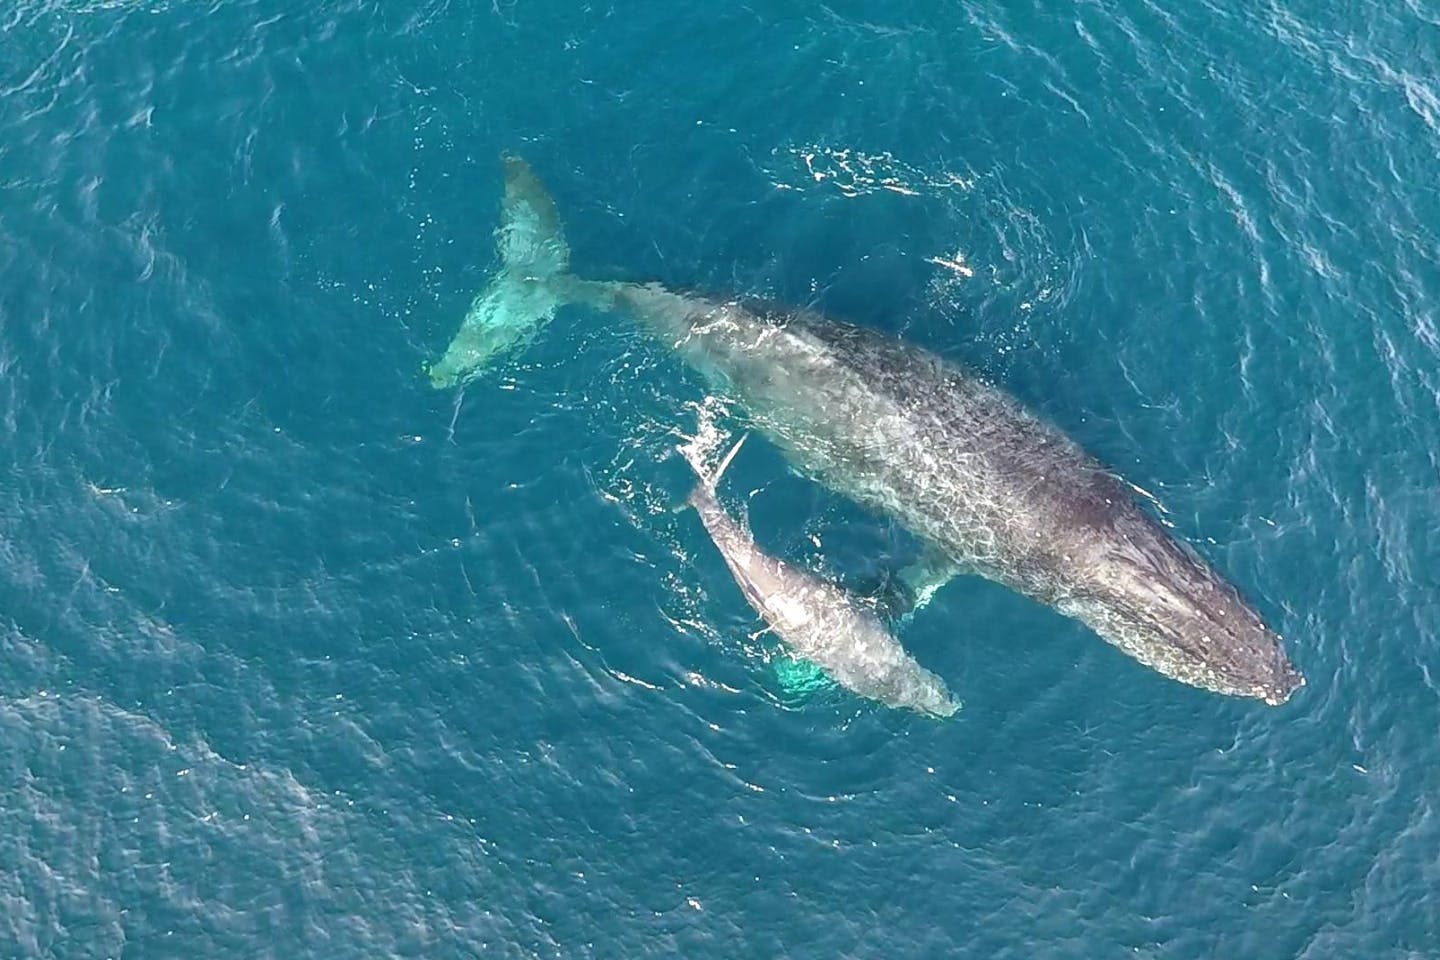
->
[432,156,1303,706]
[682,430,959,718]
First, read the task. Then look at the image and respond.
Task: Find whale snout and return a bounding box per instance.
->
[1084,516,1304,706]
[1162,590,1303,707]
[1257,657,1304,706]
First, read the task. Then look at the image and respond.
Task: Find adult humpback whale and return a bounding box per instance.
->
[432,156,1303,706]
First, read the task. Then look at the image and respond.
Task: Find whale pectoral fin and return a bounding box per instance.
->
[829,548,964,625]
[890,543,968,621]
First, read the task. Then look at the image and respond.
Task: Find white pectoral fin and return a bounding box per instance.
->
[894,542,967,618]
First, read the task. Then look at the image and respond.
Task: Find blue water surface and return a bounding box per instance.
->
[2,1,1438,957]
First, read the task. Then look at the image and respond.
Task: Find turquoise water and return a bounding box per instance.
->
[3,0,1438,956]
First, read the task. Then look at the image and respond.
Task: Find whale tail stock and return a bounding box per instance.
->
[427,155,580,387]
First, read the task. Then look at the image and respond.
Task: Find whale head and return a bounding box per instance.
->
[1064,512,1303,706]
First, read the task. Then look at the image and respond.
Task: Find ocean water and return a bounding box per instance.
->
[2,0,1438,956]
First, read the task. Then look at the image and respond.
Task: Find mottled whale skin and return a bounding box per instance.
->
[683,432,959,718]
[432,156,1303,706]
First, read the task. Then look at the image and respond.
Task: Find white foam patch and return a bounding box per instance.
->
[774,146,975,199]
[676,395,736,479]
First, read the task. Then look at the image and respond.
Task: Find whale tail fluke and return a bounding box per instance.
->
[428,155,578,387]
[495,154,570,279]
